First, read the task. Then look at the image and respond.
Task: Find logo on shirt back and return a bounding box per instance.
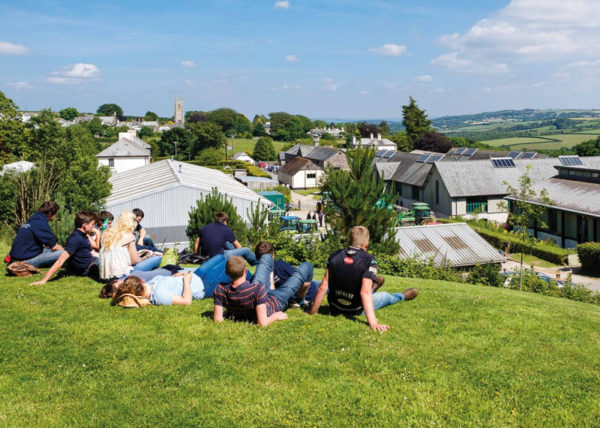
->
[343,256,354,264]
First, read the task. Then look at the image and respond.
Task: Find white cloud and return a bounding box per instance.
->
[181,60,196,68]
[185,79,194,87]
[322,78,339,91]
[285,54,299,62]
[9,81,33,89]
[432,0,600,73]
[46,63,101,84]
[368,44,407,57]
[274,1,290,9]
[416,75,433,82]
[359,90,370,95]
[0,41,31,55]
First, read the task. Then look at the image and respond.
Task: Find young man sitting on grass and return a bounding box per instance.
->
[213,243,312,327]
[31,211,99,285]
[308,225,418,332]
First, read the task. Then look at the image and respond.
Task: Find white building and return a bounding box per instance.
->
[105,159,272,247]
[278,157,323,189]
[232,152,255,164]
[352,133,397,151]
[1,160,35,175]
[96,132,151,174]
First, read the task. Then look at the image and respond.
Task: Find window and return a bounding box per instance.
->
[435,180,439,205]
[108,158,115,168]
[466,196,488,214]
[412,185,419,200]
[547,209,557,233]
[307,172,316,179]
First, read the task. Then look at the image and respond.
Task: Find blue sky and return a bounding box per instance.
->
[2,0,600,120]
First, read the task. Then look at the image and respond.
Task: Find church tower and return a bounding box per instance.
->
[174,97,184,126]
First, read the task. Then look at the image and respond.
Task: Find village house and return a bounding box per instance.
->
[277,157,323,189]
[96,131,151,174]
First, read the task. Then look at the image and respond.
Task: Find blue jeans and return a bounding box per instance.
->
[130,268,173,282]
[133,255,162,272]
[223,247,257,266]
[269,261,313,311]
[23,248,63,268]
[251,253,274,287]
[136,236,161,253]
[364,292,405,313]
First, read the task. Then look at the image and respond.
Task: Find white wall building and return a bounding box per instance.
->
[96,132,151,174]
[278,157,323,189]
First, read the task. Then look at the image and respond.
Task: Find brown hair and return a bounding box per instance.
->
[111,276,145,305]
[99,279,120,299]
[225,256,246,281]
[254,241,274,260]
[350,226,370,248]
[133,208,144,219]
[39,201,59,216]
[75,211,98,228]
[98,211,114,222]
[215,212,229,224]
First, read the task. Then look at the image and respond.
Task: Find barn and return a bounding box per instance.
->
[105,159,272,248]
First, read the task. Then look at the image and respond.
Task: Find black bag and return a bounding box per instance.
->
[177,251,209,265]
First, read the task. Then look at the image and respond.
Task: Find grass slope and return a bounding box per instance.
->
[1,261,599,426]
[481,133,600,150]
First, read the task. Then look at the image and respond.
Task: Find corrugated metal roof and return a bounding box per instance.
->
[107,159,271,206]
[236,176,278,183]
[395,223,506,267]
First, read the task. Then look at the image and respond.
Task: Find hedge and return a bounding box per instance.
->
[577,242,600,275]
[472,227,572,265]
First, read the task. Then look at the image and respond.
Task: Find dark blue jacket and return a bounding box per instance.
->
[10,211,58,260]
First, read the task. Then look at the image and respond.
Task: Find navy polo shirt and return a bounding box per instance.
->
[10,211,58,260]
[198,222,236,258]
[64,229,94,274]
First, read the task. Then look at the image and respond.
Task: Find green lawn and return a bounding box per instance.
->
[1,246,600,426]
[294,187,321,196]
[508,253,561,269]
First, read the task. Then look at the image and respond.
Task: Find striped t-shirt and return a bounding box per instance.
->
[213,281,280,320]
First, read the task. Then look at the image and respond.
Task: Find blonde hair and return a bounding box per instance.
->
[102,210,137,249]
[350,226,370,248]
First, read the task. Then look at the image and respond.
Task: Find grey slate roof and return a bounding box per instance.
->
[96,138,150,158]
[390,152,434,187]
[435,156,600,199]
[285,144,314,158]
[375,162,401,180]
[279,157,320,176]
[306,146,339,162]
[395,223,506,267]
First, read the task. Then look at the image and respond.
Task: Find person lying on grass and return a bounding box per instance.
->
[107,271,198,306]
[213,248,312,327]
[31,211,99,285]
[308,225,418,333]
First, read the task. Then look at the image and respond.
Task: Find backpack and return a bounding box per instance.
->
[177,251,209,265]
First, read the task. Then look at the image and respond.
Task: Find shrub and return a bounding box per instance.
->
[577,242,600,275]
[467,263,504,287]
[246,165,271,178]
[375,254,461,281]
[272,185,292,203]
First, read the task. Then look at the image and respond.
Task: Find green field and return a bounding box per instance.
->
[481,133,600,150]
[228,138,291,156]
[1,243,600,426]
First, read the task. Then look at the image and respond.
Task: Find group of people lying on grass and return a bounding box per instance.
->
[7,202,418,331]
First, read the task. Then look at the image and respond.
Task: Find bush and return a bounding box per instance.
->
[246,165,271,178]
[578,242,600,275]
[467,263,504,287]
[272,185,292,203]
[506,271,600,305]
[375,254,461,281]
[186,188,247,245]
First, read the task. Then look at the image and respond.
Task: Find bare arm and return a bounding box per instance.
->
[51,244,63,251]
[30,251,70,285]
[193,237,200,254]
[137,227,147,245]
[232,240,242,249]
[309,269,329,315]
[89,233,100,251]
[213,305,224,322]
[170,271,193,306]
[127,239,141,265]
[360,278,389,332]
[256,303,288,327]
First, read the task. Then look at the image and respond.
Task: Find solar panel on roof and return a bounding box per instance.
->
[416,153,431,163]
[426,154,444,164]
[559,155,583,166]
[508,151,522,159]
[491,157,516,168]
[455,147,467,155]
[520,151,537,159]
[375,150,385,157]
[463,147,478,156]
[383,151,395,158]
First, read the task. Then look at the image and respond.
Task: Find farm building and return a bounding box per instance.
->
[277,157,323,189]
[235,175,279,191]
[105,159,272,247]
[395,223,505,268]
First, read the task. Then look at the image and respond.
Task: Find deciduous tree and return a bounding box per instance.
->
[96,103,123,117]
[59,107,79,121]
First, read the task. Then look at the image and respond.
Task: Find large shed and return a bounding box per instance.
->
[395,223,505,268]
[105,159,272,246]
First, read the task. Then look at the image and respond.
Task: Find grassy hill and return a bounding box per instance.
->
[1,255,599,426]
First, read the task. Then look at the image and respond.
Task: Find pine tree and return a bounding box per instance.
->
[402,96,431,145]
[253,137,276,161]
[321,148,398,254]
